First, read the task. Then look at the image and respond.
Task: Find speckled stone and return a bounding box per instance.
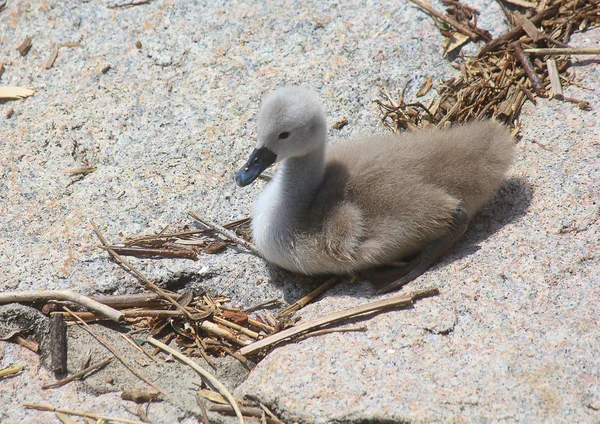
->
[238,29,600,423]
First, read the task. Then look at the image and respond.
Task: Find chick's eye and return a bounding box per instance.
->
[278,132,290,139]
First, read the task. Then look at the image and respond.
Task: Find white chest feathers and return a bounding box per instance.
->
[250,176,302,272]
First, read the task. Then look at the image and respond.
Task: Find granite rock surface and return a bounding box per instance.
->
[1,0,599,423]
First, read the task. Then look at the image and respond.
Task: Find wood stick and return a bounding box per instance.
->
[55,412,77,424]
[107,0,149,8]
[0,364,24,379]
[478,7,558,57]
[109,246,197,260]
[0,290,123,322]
[512,43,543,96]
[121,334,158,363]
[247,317,275,334]
[50,315,67,375]
[295,325,368,341]
[22,404,145,424]
[54,309,186,321]
[208,404,279,423]
[546,59,563,99]
[258,403,285,424]
[91,221,194,320]
[16,37,32,56]
[222,346,253,371]
[63,307,163,394]
[244,298,281,313]
[513,12,569,48]
[278,276,340,318]
[78,350,92,373]
[407,0,481,41]
[213,316,260,339]
[12,335,39,353]
[44,46,59,69]
[187,211,261,256]
[67,167,97,176]
[239,287,439,356]
[92,292,183,309]
[520,84,537,106]
[43,357,112,389]
[502,0,536,8]
[195,393,212,424]
[523,47,600,56]
[194,336,216,368]
[146,337,244,424]
[199,321,252,346]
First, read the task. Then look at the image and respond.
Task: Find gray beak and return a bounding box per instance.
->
[235,147,277,187]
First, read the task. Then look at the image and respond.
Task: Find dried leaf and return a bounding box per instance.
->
[443,32,470,54]
[196,388,228,404]
[203,241,228,254]
[177,290,194,308]
[222,310,248,325]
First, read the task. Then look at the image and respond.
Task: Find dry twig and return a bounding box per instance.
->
[240,287,439,356]
[44,46,59,69]
[108,0,149,8]
[209,404,281,424]
[146,336,244,424]
[23,404,145,424]
[63,307,163,394]
[188,211,260,256]
[478,7,558,57]
[43,358,113,389]
[524,47,600,55]
[109,245,198,260]
[92,292,184,309]
[278,276,340,318]
[295,325,368,341]
[67,167,97,176]
[0,290,123,322]
[11,335,38,352]
[547,58,563,99]
[512,42,543,95]
[55,412,77,424]
[0,364,24,379]
[50,315,67,375]
[91,221,194,320]
[16,37,32,56]
[408,0,484,41]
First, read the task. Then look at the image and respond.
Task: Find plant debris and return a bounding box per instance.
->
[0,87,34,100]
[121,388,161,404]
[108,0,150,8]
[43,358,113,390]
[377,0,600,131]
[16,37,32,56]
[50,315,67,375]
[332,116,349,130]
[0,364,24,380]
[23,403,146,424]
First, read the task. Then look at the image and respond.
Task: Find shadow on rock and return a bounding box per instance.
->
[460,176,533,250]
